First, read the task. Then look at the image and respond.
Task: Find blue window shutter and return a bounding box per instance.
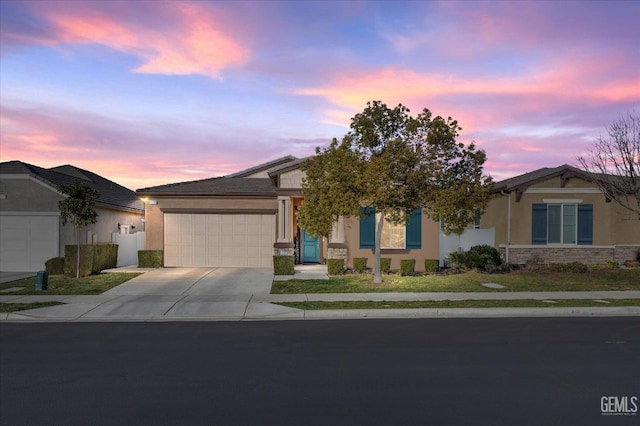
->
[406,208,422,249]
[577,204,593,245]
[359,207,375,249]
[532,204,547,245]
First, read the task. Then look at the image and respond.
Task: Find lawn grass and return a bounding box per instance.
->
[276,299,640,310]
[271,269,640,294]
[0,301,65,313]
[0,273,141,295]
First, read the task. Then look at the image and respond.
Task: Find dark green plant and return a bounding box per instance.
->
[273,256,295,275]
[424,259,439,273]
[400,259,416,276]
[327,258,345,275]
[138,250,163,268]
[548,262,589,273]
[64,244,118,277]
[449,245,501,271]
[353,257,368,273]
[380,258,391,274]
[45,257,65,275]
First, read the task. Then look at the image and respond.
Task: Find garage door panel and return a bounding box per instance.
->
[0,215,59,272]
[164,213,274,268]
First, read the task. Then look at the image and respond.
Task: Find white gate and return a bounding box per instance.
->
[111,231,145,267]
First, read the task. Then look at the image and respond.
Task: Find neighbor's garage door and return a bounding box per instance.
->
[164,213,275,267]
[0,214,59,272]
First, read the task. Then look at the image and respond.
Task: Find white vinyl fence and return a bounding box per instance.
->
[439,228,495,267]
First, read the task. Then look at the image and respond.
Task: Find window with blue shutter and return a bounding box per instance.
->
[532,203,547,245]
[577,204,593,245]
[359,207,375,249]
[406,208,422,249]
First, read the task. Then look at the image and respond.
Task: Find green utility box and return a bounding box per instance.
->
[35,270,48,291]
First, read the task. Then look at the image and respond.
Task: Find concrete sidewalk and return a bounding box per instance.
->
[1,265,640,321]
[2,290,640,322]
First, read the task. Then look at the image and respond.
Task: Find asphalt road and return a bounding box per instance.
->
[1,318,639,426]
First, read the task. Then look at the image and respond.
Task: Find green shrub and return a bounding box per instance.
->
[138,250,163,268]
[400,259,416,276]
[64,244,118,277]
[548,262,588,273]
[424,259,439,273]
[273,256,295,275]
[327,258,345,275]
[45,257,65,275]
[380,258,391,274]
[448,245,502,272]
[353,257,368,273]
[606,260,619,269]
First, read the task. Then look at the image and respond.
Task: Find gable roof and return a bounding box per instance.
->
[226,155,298,178]
[493,164,591,193]
[137,176,276,196]
[0,161,144,213]
[137,156,304,196]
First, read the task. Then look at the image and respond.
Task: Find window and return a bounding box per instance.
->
[376,212,406,249]
[359,208,421,249]
[532,203,592,245]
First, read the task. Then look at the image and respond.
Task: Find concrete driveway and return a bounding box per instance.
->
[102,267,274,297]
[2,267,304,321]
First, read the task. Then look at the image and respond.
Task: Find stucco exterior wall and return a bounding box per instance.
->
[341,214,440,272]
[0,177,63,211]
[143,196,277,250]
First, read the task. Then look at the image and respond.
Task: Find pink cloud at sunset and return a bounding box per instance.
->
[1,0,638,189]
[20,1,250,78]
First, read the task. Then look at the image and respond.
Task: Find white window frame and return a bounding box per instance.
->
[547,203,578,245]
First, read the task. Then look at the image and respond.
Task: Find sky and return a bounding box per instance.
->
[1,0,638,191]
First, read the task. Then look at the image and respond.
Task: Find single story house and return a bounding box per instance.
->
[481,164,639,265]
[0,161,145,272]
[137,157,639,271]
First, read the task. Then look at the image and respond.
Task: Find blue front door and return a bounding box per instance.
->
[302,229,319,263]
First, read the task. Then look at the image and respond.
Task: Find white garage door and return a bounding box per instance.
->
[164,213,275,268]
[0,214,59,272]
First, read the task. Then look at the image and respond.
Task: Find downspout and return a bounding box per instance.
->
[500,190,511,264]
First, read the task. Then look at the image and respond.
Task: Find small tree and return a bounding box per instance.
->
[578,111,640,219]
[298,100,493,283]
[58,181,99,278]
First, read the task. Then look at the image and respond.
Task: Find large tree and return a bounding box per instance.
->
[58,181,100,278]
[578,111,640,219]
[298,100,493,283]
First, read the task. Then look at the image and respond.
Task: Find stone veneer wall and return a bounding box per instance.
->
[499,245,640,265]
[328,247,348,261]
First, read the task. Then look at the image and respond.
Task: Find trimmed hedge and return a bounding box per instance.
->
[424,259,439,273]
[380,258,391,274]
[353,257,368,273]
[400,259,416,276]
[64,244,118,277]
[138,250,163,268]
[45,257,65,275]
[273,255,295,275]
[327,259,345,275]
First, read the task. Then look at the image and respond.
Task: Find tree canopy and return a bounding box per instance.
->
[298,100,493,283]
[58,180,100,278]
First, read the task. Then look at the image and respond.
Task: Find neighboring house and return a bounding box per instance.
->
[481,165,640,265]
[0,161,145,272]
[138,156,441,271]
